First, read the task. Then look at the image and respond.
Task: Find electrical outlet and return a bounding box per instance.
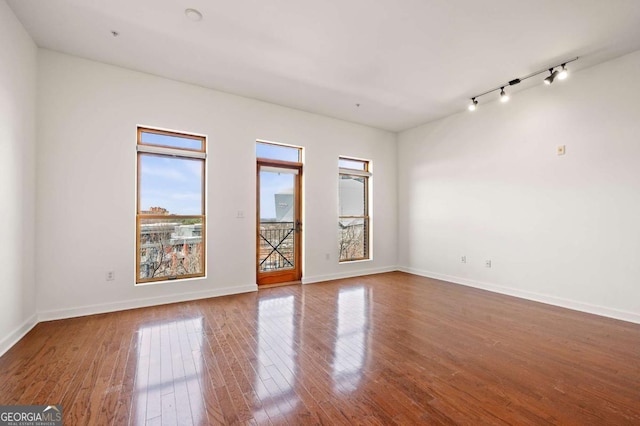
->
[485,260,492,268]
[557,145,566,156]
[106,271,115,281]
[236,210,244,218]
[461,256,467,263]
[325,253,330,261]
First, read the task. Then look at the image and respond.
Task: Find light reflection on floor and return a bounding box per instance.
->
[333,286,369,393]
[130,286,372,424]
[256,294,299,417]
[134,317,205,425]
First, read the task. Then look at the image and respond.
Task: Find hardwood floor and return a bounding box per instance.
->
[1,272,639,425]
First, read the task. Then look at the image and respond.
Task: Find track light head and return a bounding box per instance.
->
[500,87,509,103]
[468,98,478,111]
[557,63,568,80]
[544,68,559,85]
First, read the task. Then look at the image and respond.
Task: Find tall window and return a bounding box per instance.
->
[136,127,206,283]
[338,157,371,262]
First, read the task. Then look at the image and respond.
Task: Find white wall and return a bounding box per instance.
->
[0,1,37,354]
[36,50,397,319]
[398,50,640,323]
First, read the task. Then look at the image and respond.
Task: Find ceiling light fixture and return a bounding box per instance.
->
[466,57,578,111]
[500,87,509,103]
[544,68,559,85]
[185,8,203,22]
[557,63,569,80]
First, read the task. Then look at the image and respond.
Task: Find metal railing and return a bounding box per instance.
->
[259,221,295,272]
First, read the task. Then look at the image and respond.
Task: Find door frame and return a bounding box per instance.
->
[256,158,303,285]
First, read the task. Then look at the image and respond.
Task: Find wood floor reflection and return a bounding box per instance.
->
[1,272,640,424]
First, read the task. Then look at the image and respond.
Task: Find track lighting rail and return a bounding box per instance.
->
[468,57,579,111]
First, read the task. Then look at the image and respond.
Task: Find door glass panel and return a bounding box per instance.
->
[259,168,296,272]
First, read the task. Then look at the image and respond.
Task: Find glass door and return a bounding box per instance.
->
[257,162,302,285]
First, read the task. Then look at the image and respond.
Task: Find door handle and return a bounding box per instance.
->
[295,220,302,233]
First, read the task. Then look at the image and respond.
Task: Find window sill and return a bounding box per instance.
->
[135,275,207,287]
[339,258,372,264]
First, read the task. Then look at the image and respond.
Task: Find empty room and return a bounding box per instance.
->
[1,0,640,424]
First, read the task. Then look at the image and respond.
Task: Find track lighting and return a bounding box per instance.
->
[466,57,578,111]
[500,87,509,103]
[544,68,559,85]
[557,63,568,80]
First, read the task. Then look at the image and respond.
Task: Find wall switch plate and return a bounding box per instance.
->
[106,271,115,281]
[557,145,566,156]
[461,256,467,263]
[485,260,492,268]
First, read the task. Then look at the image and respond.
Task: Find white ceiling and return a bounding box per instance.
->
[8,0,640,132]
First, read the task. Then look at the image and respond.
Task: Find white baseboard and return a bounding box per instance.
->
[38,284,258,322]
[398,266,640,325]
[0,314,38,358]
[302,266,397,285]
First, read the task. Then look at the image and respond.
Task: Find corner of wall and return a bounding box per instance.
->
[0,0,39,358]
[0,314,38,358]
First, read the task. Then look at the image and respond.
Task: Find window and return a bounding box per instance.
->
[256,141,302,162]
[338,157,370,262]
[136,127,206,283]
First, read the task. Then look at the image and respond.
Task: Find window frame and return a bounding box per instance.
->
[338,157,371,262]
[136,127,207,284]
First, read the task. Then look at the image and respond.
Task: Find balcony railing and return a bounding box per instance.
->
[259,221,295,272]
